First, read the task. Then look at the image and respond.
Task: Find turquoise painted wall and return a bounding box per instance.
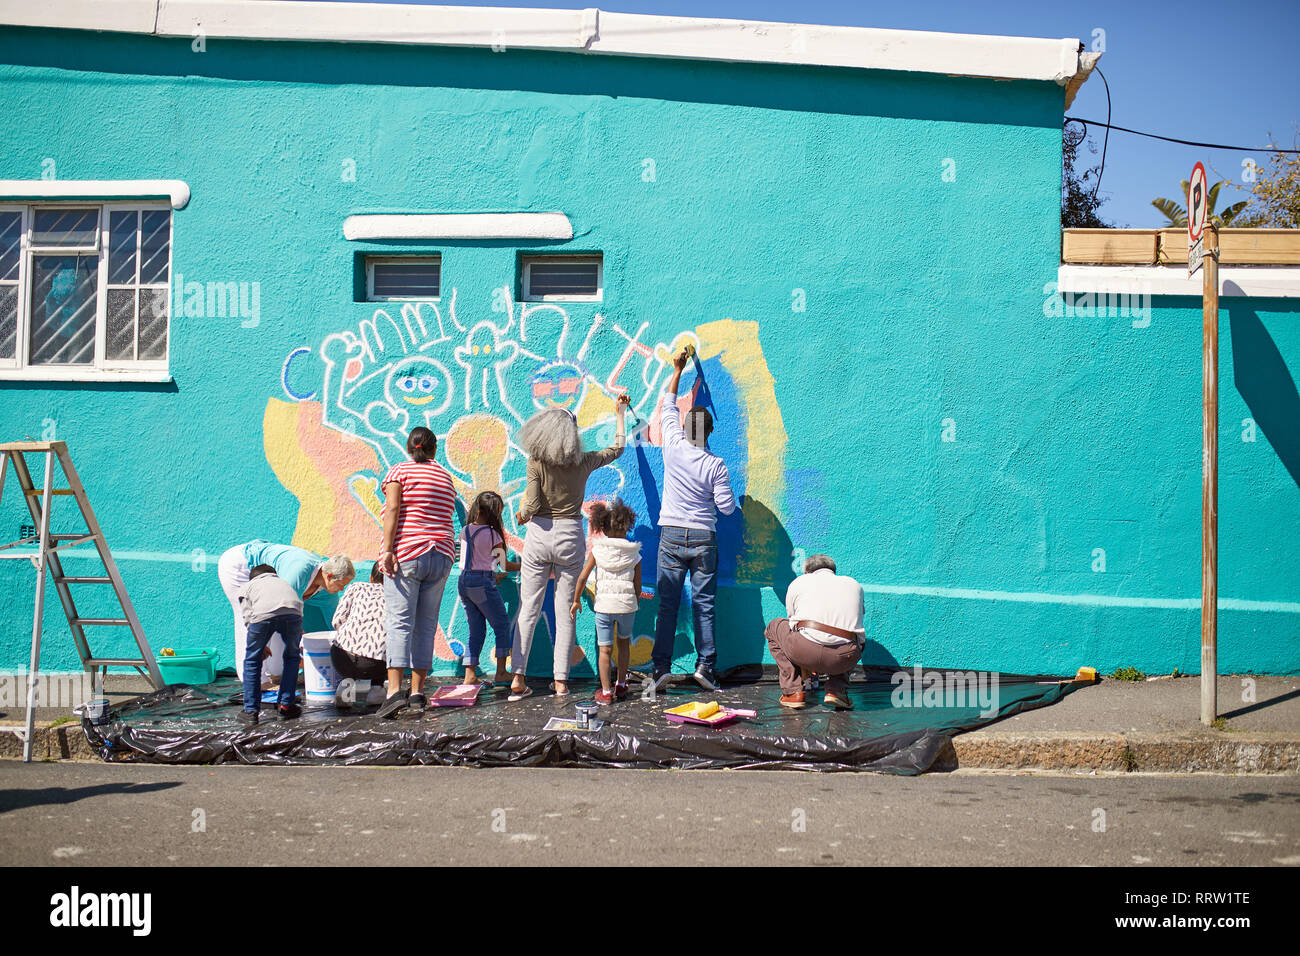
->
[0,27,1295,679]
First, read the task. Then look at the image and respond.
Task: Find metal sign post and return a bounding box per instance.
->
[1188,160,1219,726]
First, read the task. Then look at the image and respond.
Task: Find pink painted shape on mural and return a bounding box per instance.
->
[434,623,457,662]
[294,401,383,558]
[645,381,700,447]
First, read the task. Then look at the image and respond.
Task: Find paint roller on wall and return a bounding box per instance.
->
[684,343,717,419]
[614,341,718,435]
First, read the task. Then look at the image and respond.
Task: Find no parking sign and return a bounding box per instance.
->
[1187,161,1208,278]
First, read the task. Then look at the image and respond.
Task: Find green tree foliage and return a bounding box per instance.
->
[1231,139,1300,228]
[1062,122,1109,228]
[1151,179,1249,228]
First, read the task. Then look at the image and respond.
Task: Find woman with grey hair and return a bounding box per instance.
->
[217,541,355,686]
[508,395,629,699]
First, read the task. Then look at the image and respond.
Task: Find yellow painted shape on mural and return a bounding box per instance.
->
[444,413,521,502]
[264,398,334,555]
[576,386,616,431]
[696,318,787,584]
[653,331,701,367]
[349,474,383,524]
[627,634,654,667]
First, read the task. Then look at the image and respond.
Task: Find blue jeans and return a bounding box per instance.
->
[651,526,718,672]
[595,611,636,648]
[457,569,511,667]
[243,613,302,712]
[384,548,452,671]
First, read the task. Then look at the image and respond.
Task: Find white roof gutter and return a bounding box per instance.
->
[0,0,1098,94]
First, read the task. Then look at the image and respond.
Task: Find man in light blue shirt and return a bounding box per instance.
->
[652,348,737,691]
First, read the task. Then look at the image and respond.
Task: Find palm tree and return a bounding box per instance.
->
[1152,178,1249,227]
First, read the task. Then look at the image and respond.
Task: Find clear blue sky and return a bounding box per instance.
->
[331,0,1299,227]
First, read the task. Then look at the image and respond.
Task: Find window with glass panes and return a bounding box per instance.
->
[520,255,602,302]
[0,204,171,374]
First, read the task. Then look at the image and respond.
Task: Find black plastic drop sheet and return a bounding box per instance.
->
[82,666,1092,775]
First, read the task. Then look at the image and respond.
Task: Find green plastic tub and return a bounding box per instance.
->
[155,647,218,686]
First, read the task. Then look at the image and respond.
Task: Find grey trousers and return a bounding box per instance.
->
[512,517,584,681]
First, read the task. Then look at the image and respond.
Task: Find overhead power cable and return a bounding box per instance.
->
[1065,117,1300,155]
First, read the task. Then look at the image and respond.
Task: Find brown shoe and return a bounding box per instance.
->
[824,690,853,711]
[780,691,806,709]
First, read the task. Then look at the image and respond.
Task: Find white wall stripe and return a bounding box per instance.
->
[0,179,191,209]
[17,550,1299,614]
[859,583,1300,614]
[343,212,572,241]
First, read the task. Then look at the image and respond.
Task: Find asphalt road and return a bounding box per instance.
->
[0,761,1296,867]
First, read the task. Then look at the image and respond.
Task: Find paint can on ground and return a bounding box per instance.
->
[353,679,371,707]
[301,633,337,706]
[575,701,599,728]
[84,698,110,726]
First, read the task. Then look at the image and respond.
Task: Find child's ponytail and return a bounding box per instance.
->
[588,501,611,536]
[589,498,635,538]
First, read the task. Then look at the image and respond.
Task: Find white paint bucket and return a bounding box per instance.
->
[301,632,337,706]
[85,698,110,725]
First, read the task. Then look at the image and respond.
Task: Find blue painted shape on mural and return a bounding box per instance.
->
[587,356,749,600]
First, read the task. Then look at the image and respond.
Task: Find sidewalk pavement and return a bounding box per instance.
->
[1,672,1297,772]
[954,674,1299,773]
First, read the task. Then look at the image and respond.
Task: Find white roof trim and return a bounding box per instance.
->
[0,179,191,209]
[0,0,1096,87]
[1058,264,1300,299]
[343,213,573,241]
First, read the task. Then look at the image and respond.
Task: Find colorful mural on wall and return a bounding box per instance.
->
[265,287,788,671]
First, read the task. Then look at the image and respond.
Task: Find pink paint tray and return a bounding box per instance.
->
[663,702,756,726]
[429,683,484,707]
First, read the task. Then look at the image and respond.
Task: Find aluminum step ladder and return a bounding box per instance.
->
[0,441,164,761]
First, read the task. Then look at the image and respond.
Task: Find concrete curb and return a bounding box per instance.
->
[0,723,98,761]
[953,730,1300,774]
[4,723,1298,773]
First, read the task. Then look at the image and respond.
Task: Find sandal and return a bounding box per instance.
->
[507,686,534,702]
[549,682,571,697]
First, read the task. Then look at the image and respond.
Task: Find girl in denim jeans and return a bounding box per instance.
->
[571,499,642,704]
[457,491,520,686]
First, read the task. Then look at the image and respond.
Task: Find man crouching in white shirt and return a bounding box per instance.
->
[765,554,865,710]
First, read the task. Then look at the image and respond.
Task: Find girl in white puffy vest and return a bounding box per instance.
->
[570,499,641,704]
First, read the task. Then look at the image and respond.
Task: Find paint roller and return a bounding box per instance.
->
[683,343,717,419]
[612,343,715,431]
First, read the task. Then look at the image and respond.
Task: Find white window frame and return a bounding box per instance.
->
[0,200,173,382]
[521,254,603,302]
[365,255,441,302]
[0,203,27,375]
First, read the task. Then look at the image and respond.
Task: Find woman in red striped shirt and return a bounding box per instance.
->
[376,426,460,718]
